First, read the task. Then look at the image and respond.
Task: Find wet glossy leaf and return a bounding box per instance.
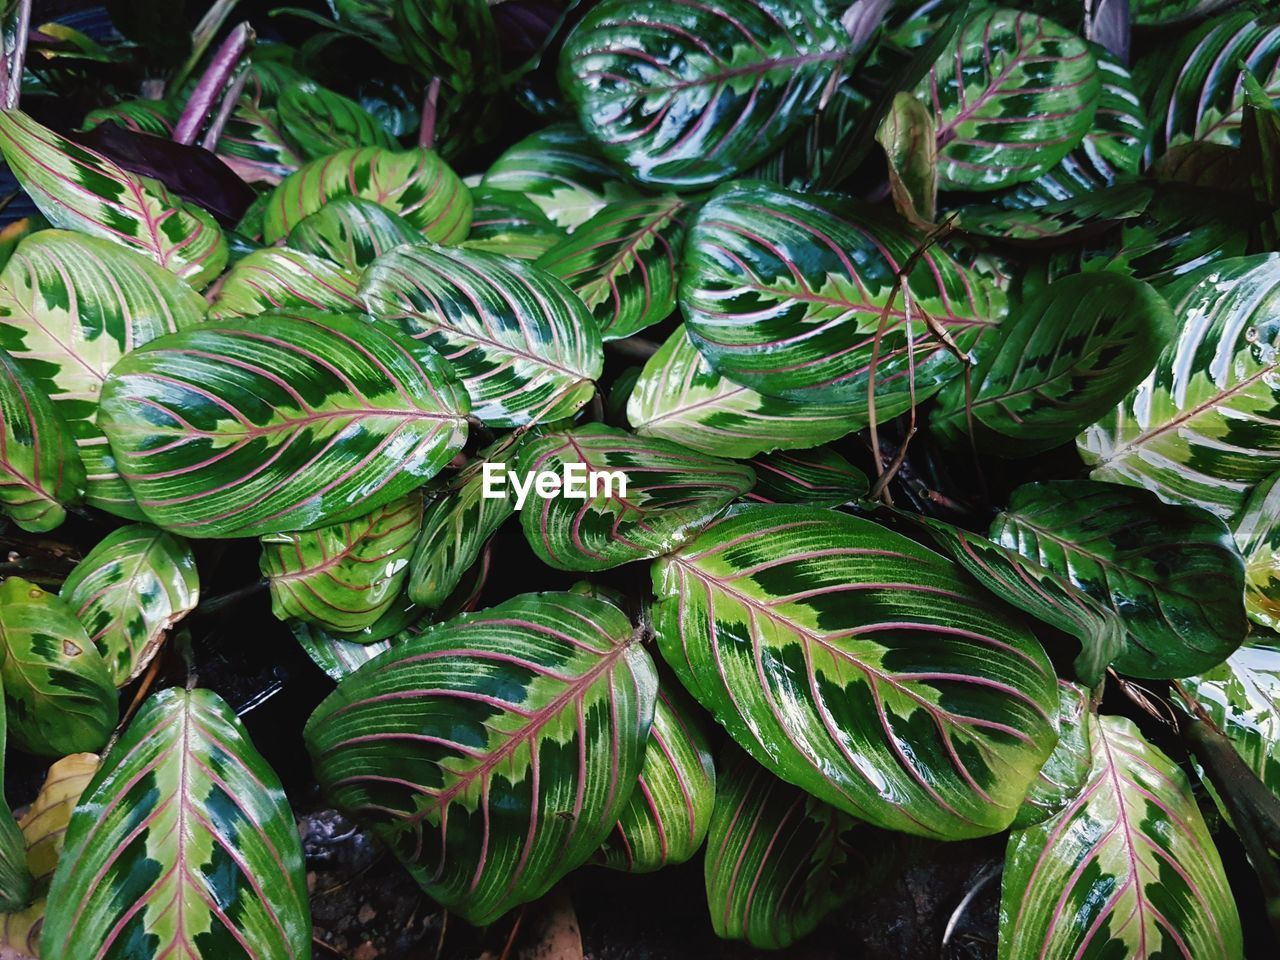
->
[955,182,1153,242]
[216,77,304,186]
[1133,0,1238,25]
[0,345,84,533]
[461,186,566,261]
[393,0,500,97]
[262,146,471,244]
[0,666,31,912]
[1182,641,1280,795]
[993,480,1248,679]
[0,578,116,757]
[626,325,862,459]
[876,92,936,227]
[97,310,470,539]
[287,195,421,270]
[0,111,227,288]
[208,247,364,318]
[60,525,199,687]
[535,196,687,340]
[562,0,849,189]
[41,688,311,960]
[1013,681,1092,829]
[652,505,1059,839]
[517,424,755,572]
[261,491,422,633]
[1000,715,1242,960]
[913,8,1099,190]
[1079,255,1280,517]
[360,243,603,426]
[681,180,1004,403]
[279,80,397,159]
[1233,471,1280,629]
[598,684,715,873]
[932,273,1173,454]
[305,592,658,924]
[746,446,868,506]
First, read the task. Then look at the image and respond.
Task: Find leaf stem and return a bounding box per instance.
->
[418,76,442,151]
[173,21,254,146]
[0,0,32,111]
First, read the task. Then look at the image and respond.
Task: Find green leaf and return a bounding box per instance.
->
[992,480,1248,679]
[1013,681,1092,829]
[291,621,398,682]
[954,182,1154,242]
[562,0,849,189]
[999,715,1243,960]
[932,273,1173,455]
[0,660,32,912]
[262,146,471,244]
[0,230,207,519]
[60,524,199,687]
[681,180,1005,403]
[480,123,637,230]
[461,186,567,261]
[83,98,179,137]
[97,310,470,538]
[1079,255,1280,518]
[287,196,422,270]
[535,196,687,340]
[517,424,755,572]
[305,592,658,925]
[0,110,228,288]
[598,684,715,873]
[407,438,520,608]
[652,505,1059,840]
[216,81,304,186]
[626,325,862,459]
[360,243,604,426]
[1233,471,1280,629]
[1133,0,1238,25]
[262,491,422,633]
[704,748,895,950]
[0,344,84,532]
[0,578,117,756]
[393,0,500,96]
[279,79,398,159]
[208,247,364,318]
[41,688,312,960]
[911,516,1124,687]
[746,446,868,506]
[913,8,1099,191]
[876,92,937,228]
[1182,641,1280,795]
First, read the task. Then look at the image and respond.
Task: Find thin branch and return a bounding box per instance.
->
[174,21,254,146]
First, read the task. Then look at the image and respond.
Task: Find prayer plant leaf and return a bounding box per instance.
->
[1013,681,1092,829]
[0,110,227,288]
[516,424,755,572]
[261,491,422,634]
[561,0,851,190]
[0,231,207,519]
[287,196,422,271]
[278,80,398,159]
[207,248,364,318]
[97,310,470,539]
[60,524,199,687]
[360,243,604,427]
[746,446,868,506]
[1233,470,1280,630]
[304,592,658,925]
[0,578,117,757]
[680,180,1005,404]
[40,688,312,960]
[999,715,1243,960]
[461,186,567,262]
[992,480,1248,680]
[651,505,1060,840]
[626,325,862,459]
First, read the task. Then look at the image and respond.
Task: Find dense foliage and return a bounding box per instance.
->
[0,0,1278,957]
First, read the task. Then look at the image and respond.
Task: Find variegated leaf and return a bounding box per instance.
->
[41,688,311,960]
[0,662,32,912]
[291,621,398,682]
[278,80,397,159]
[0,111,227,288]
[287,196,421,270]
[1182,641,1280,795]
[746,446,868,506]
[261,491,422,633]
[305,593,658,924]
[999,715,1243,960]
[681,181,1005,403]
[0,753,98,957]
[462,186,566,262]
[562,0,849,189]
[954,181,1153,242]
[0,230,206,519]
[262,146,471,244]
[1014,681,1092,829]
[208,247,364,318]
[598,684,715,874]
[216,83,303,186]
[626,325,861,459]
[1079,255,1280,518]
[0,578,116,757]
[992,480,1248,679]
[97,310,470,538]
[0,345,84,532]
[517,424,755,572]
[1233,470,1280,629]
[82,99,178,137]
[60,524,198,687]
[652,505,1059,839]
[360,244,604,426]
[535,196,687,340]
[480,124,637,231]
[876,92,937,229]
[1134,0,1238,25]
[913,8,1099,190]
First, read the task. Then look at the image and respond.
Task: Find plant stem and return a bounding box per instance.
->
[418,76,442,150]
[173,21,254,146]
[199,64,249,151]
[0,0,32,111]
[173,0,242,91]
